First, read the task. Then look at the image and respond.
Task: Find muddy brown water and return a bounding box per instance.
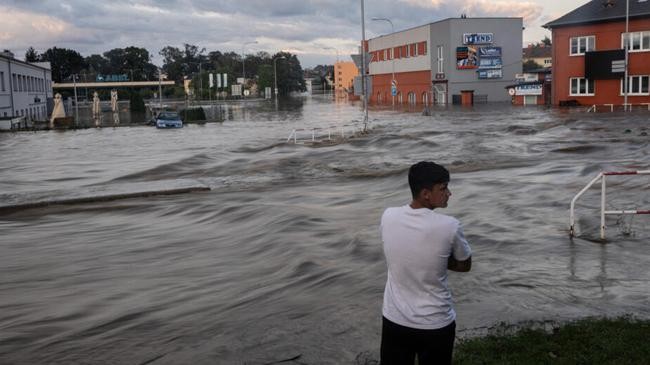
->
[1,97,649,364]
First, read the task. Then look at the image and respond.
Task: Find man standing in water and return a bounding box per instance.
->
[380,161,472,365]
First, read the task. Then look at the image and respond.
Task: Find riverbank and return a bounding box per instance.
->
[454,316,649,364]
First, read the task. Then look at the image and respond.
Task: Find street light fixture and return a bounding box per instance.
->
[242,41,258,82]
[372,17,396,106]
[274,56,286,100]
[323,46,339,96]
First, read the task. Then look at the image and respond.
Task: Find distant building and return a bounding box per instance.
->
[523,45,552,68]
[366,17,522,105]
[505,69,552,105]
[544,0,650,106]
[0,50,53,120]
[334,61,358,97]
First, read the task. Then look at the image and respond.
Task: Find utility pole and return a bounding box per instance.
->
[274,56,286,100]
[360,0,368,131]
[73,74,79,125]
[620,0,632,111]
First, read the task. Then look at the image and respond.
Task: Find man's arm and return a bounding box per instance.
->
[448,255,471,272]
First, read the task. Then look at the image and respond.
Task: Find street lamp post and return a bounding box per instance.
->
[158,67,163,109]
[274,56,286,100]
[620,0,632,110]
[372,17,395,106]
[360,0,368,130]
[323,46,339,96]
[73,74,79,124]
[242,41,258,83]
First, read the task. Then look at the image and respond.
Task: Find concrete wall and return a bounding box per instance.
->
[369,24,431,75]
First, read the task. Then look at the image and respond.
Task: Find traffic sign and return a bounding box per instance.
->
[391,85,397,96]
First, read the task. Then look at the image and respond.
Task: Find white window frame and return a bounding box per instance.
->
[569,36,595,56]
[621,31,650,52]
[437,45,444,73]
[620,75,650,95]
[569,77,594,96]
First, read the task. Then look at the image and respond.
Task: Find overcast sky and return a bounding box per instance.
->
[1,0,588,68]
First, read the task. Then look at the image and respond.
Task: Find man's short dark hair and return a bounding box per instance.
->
[408,161,450,198]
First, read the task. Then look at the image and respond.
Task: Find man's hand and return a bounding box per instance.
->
[448,255,471,272]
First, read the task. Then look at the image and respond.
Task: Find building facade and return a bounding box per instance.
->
[334,61,358,98]
[0,50,53,120]
[545,0,650,106]
[523,45,552,68]
[367,17,522,105]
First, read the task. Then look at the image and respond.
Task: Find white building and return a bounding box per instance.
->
[0,50,53,121]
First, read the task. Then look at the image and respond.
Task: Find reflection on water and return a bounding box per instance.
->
[1,96,649,364]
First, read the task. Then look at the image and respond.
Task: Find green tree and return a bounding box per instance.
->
[541,36,551,46]
[39,47,86,82]
[257,64,273,91]
[25,47,40,62]
[523,59,542,72]
[274,52,306,95]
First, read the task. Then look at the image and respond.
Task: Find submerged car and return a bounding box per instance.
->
[155,111,183,128]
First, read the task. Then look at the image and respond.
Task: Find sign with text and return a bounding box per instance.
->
[477,69,502,79]
[96,74,128,82]
[478,46,501,58]
[463,33,493,45]
[515,84,543,95]
[478,57,502,69]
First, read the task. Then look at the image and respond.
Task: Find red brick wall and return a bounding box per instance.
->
[552,18,650,105]
[370,70,432,105]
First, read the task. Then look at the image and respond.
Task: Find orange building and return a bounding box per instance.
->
[334,61,358,98]
[544,0,650,106]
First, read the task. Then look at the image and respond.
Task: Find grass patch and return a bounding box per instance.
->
[454,317,650,365]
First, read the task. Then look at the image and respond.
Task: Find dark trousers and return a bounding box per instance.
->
[380,316,456,365]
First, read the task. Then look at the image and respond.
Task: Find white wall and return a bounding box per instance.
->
[368,24,431,75]
[0,57,52,120]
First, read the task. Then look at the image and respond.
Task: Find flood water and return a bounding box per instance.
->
[1,96,649,364]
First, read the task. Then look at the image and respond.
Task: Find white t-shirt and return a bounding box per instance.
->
[381,204,472,329]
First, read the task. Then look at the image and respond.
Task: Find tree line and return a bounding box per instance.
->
[25,44,306,96]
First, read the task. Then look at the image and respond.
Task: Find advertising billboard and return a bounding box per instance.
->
[456,46,478,69]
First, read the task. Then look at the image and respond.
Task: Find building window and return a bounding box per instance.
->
[570,36,595,55]
[408,91,416,104]
[437,45,444,73]
[411,44,417,57]
[405,45,410,58]
[421,42,427,56]
[620,75,650,95]
[0,71,4,91]
[570,77,594,96]
[622,31,650,51]
[13,74,17,91]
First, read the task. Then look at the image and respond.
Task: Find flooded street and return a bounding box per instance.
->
[1,96,649,364]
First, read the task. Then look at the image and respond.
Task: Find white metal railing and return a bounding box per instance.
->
[570,170,650,239]
[587,103,650,112]
[286,123,365,144]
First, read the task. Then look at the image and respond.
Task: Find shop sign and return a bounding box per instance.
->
[96,74,128,82]
[463,33,493,45]
[515,84,543,95]
[478,47,501,58]
[479,57,502,69]
[477,69,502,79]
[515,73,539,82]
